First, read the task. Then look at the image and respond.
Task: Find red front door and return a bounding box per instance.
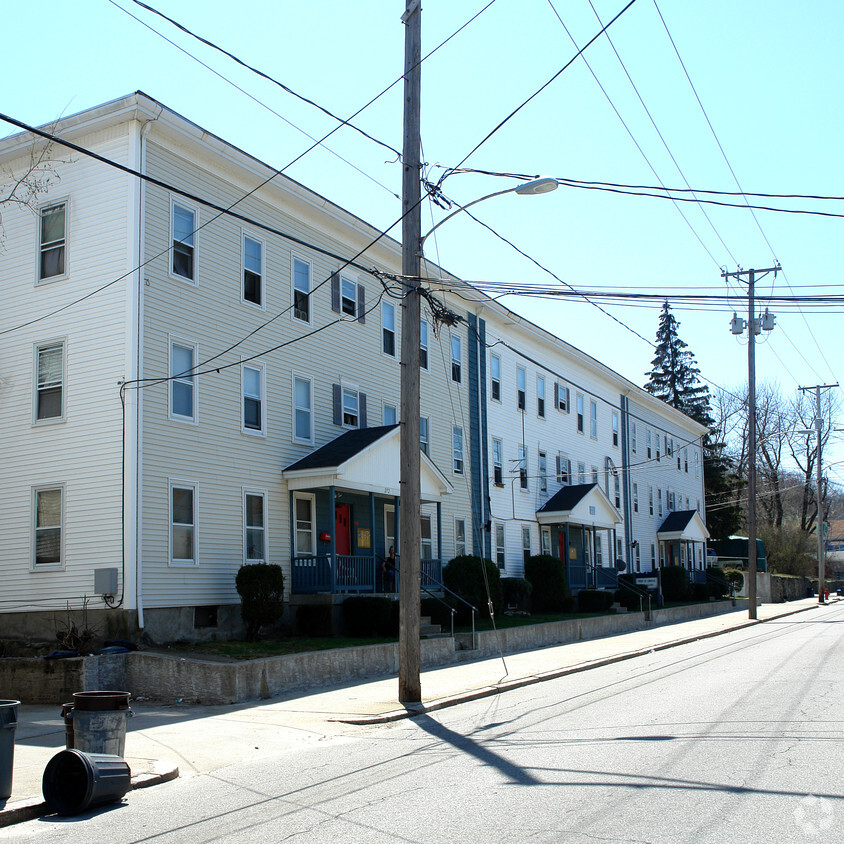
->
[335,504,351,555]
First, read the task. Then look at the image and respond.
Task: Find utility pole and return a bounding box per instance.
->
[799,383,838,604]
[724,265,779,620]
[398,0,422,704]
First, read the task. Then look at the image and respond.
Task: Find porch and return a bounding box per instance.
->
[657,510,710,574]
[290,554,443,595]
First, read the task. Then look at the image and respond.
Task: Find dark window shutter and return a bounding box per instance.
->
[556,455,561,478]
[357,284,366,323]
[331,274,340,313]
[564,387,570,412]
[332,383,342,426]
[359,392,367,428]
[554,381,559,409]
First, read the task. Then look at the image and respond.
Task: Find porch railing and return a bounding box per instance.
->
[290,554,442,595]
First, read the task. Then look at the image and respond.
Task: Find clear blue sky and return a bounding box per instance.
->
[4,0,843,478]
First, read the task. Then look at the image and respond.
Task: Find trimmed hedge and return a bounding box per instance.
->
[502,577,533,612]
[659,566,690,602]
[235,563,285,641]
[523,555,568,612]
[296,604,333,637]
[705,565,730,598]
[577,589,615,612]
[615,573,645,611]
[443,555,503,622]
[724,568,744,592]
[342,596,393,637]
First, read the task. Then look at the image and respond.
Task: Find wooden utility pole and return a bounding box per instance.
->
[398,0,422,704]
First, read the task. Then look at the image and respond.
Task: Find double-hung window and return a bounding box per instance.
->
[613,475,620,508]
[242,364,265,433]
[35,341,64,421]
[557,454,570,485]
[538,451,547,494]
[420,416,429,455]
[333,383,366,429]
[172,202,196,281]
[293,257,311,322]
[612,411,619,447]
[453,426,464,475]
[421,514,433,559]
[493,438,503,484]
[293,375,313,443]
[340,276,357,316]
[589,400,597,439]
[633,483,639,513]
[495,523,505,569]
[382,301,396,356]
[343,388,359,428]
[577,461,586,483]
[522,526,531,565]
[537,375,545,418]
[39,202,67,281]
[657,488,663,517]
[383,404,397,425]
[293,493,315,556]
[33,485,63,567]
[455,519,466,557]
[451,334,462,383]
[556,382,569,412]
[631,422,637,453]
[420,320,429,370]
[518,444,528,490]
[170,482,196,564]
[490,354,501,401]
[331,273,365,321]
[576,394,584,433]
[242,235,263,306]
[649,486,654,515]
[517,367,526,410]
[170,340,196,422]
[244,492,266,562]
[647,429,652,458]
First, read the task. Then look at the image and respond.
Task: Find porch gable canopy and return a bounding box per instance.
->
[656,510,710,542]
[535,483,621,530]
[282,424,453,503]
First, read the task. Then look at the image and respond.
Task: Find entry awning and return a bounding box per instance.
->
[283,424,453,503]
[656,510,710,542]
[536,483,622,530]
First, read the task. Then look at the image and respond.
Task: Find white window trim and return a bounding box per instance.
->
[168,336,198,424]
[420,319,429,371]
[451,333,462,383]
[169,197,199,285]
[536,374,546,419]
[243,488,268,564]
[341,381,360,429]
[241,230,265,309]
[381,300,397,358]
[169,479,198,567]
[576,393,585,434]
[454,517,467,557]
[292,373,314,445]
[490,353,501,402]
[241,361,266,436]
[32,338,67,426]
[589,399,598,440]
[31,483,65,571]
[420,416,429,455]
[518,444,528,492]
[292,253,312,324]
[382,402,397,425]
[36,197,69,285]
[293,492,317,557]
[453,425,464,475]
[495,522,505,569]
[493,437,504,485]
[517,366,526,411]
[339,272,358,317]
[384,504,396,553]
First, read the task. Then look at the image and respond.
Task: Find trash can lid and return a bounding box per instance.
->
[72,691,131,711]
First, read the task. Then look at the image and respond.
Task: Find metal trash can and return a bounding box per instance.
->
[70,692,132,757]
[42,749,131,816]
[0,700,20,800]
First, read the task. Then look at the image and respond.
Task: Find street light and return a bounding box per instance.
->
[421,177,558,247]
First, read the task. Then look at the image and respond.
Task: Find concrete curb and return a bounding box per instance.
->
[0,762,180,828]
[337,602,819,725]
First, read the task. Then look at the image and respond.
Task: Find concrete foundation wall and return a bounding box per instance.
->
[0,608,139,650]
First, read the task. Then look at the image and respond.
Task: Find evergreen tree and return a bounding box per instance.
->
[644,301,742,539]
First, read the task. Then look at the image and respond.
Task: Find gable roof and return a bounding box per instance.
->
[536,483,622,529]
[283,425,452,502]
[657,510,710,541]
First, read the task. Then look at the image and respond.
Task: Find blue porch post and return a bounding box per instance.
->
[369,491,376,588]
[329,485,336,592]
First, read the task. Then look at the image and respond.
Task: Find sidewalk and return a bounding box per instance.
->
[0,597,828,826]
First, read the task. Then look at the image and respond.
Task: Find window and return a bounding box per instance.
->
[33,486,63,566]
[170,483,196,564]
[656,432,661,460]
[684,449,689,473]
[384,505,396,553]
[242,364,264,433]
[537,375,545,418]
[490,354,501,401]
[292,257,311,322]
[657,488,663,518]
[590,400,597,439]
[39,202,66,280]
[633,483,639,513]
[293,376,313,443]
[293,493,315,556]
[668,489,676,512]
[170,340,196,422]
[556,454,570,485]
[455,519,466,557]
[420,416,429,455]
[421,514,433,559]
[695,450,700,478]
[451,334,462,383]
[493,438,503,485]
[596,534,603,566]
[343,387,359,428]
[576,394,584,433]
[35,341,64,421]
[538,451,547,494]
[242,235,263,306]
[636,544,641,572]
[453,426,464,474]
[383,404,397,425]
[522,526,531,565]
[518,444,527,490]
[172,202,196,281]
[651,544,656,568]
[666,435,672,457]
[613,475,620,508]
[556,382,570,412]
[382,301,396,356]
[341,276,357,316]
[649,486,654,515]
[647,429,652,458]
[631,422,637,453]
[244,492,266,562]
[577,461,586,483]
[495,523,505,569]
[420,320,429,370]
[591,466,599,485]
[541,527,551,555]
[331,273,364,321]
[517,367,526,410]
[612,411,619,447]
[333,383,366,429]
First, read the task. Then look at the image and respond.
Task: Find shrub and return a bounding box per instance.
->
[235,563,285,640]
[523,555,568,612]
[691,582,710,602]
[705,565,730,599]
[443,555,503,622]
[615,573,646,611]
[501,577,533,612]
[577,589,615,612]
[296,604,333,637]
[724,568,744,593]
[659,566,690,602]
[342,596,393,637]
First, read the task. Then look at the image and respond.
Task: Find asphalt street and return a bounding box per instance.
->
[2,603,842,843]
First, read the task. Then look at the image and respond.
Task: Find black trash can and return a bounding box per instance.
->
[0,700,20,800]
[42,749,131,816]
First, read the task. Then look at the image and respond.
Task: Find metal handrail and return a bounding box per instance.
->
[617,577,653,618]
